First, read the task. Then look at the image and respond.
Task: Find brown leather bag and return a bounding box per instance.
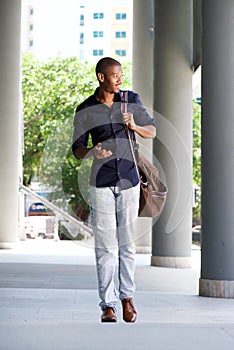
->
[122,90,167,218]
[137,152,167,218]
[125,127,167,218]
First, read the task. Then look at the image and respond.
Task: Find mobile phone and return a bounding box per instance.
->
[101,140,116,153]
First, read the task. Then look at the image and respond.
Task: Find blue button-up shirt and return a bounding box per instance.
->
[72,89,156,189]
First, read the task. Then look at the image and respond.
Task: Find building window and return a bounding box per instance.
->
[80,33,84,44]
[79,50,84,60]
[29,40,34,47]
[115,31,126,38]
[29,7,34,16]
[93,49,104,56]
[29,24,33,31]
[115,50,126,57]
[116,13,126,20]
[80,14,84,26]
[93,13,104,19]
[93,31,104,38]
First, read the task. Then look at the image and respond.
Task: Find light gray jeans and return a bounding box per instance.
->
[89,184,140,311]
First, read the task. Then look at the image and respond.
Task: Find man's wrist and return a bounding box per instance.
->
[130,124,138,132]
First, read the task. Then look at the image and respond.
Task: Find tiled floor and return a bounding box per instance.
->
[0,240,233,350]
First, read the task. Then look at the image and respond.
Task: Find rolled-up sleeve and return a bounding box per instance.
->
[72,109,89,158]
[129,92,156,128]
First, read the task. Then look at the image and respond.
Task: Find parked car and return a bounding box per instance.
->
[28,202,55,216]
[25,202,55,239]
[192,225,201,242]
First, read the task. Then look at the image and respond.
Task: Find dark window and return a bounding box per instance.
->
[116,13,126,20]
[115,49,126,57]
[80,14,84,26]
[115,31,126,38]
[93,13,104,19]
[93,49,104,56]
[93,31,104,38]
[80,33,84,44]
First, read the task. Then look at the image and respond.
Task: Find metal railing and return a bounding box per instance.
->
[19,183,93,238]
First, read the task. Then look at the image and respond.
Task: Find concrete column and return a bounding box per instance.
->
[0,1,21,248]
[151,0,193,268]
[199,0,234,298]
[132,0,154,253]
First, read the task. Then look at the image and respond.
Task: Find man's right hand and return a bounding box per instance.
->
[93,143,113,159]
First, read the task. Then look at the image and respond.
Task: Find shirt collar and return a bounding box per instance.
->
[94,87,122,104]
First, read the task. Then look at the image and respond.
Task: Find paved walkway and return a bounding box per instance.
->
[0,240,233,350]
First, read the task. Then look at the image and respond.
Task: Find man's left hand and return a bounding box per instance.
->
[122,112,136,130]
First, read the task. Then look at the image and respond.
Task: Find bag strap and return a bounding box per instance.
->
[121,90,140,180]
[125,125,140,180]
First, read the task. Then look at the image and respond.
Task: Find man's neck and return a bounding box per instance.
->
[96,88,117,105]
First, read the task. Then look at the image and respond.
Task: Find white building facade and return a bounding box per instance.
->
[21,0,133,62]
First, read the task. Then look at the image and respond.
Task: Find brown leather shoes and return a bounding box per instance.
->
[101,307,117,322]
[121,298,137,323]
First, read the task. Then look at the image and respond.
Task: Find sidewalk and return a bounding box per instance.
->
[0,240,233,350]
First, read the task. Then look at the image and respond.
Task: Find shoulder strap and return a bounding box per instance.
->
[121,89,140,179]
[125,125,140,180]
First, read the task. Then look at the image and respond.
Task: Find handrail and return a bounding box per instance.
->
[19,183,93,235]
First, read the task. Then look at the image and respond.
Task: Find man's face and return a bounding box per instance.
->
[102,65,123,94]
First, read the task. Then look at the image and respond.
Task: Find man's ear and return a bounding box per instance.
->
[97,72,105,83]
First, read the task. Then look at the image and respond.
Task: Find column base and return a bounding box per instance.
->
[135,245,152,254]
[199,278,234,298]
[151,256,191,268]
[0,241,17,249]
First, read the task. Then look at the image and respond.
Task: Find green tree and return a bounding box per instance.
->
[193,100,201,221]
[22,53,96,184]
[22,53,132,219]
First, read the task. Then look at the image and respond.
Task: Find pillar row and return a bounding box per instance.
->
[151,0,193,268]
[132,0,154,253]
[0,0,21,248]
[199,0,234,298]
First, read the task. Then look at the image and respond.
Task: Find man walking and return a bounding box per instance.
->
[72,57,156,322]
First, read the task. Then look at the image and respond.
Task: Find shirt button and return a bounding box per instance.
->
[117,158,120,161]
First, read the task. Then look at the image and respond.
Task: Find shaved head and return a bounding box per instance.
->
[95,57,121,79]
